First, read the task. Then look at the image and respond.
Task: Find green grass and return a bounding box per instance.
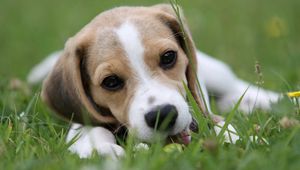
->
[0,0,300,169]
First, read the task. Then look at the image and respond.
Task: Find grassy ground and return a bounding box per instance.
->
[1,0,300,169]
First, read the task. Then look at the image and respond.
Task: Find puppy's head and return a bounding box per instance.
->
[42,4,206,143]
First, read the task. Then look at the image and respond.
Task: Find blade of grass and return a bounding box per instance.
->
[283,126,300,148]
[217,87,249,142]
[170,0,214,138]
[170,0,210,115]
[256,116,273,145]
[184,83,211,137]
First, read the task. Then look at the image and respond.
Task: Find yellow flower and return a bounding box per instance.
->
[265,16,287,38]
[287,91,300,98]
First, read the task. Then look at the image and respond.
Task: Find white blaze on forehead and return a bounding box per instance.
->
[115,21,149,82]
[115,21,192,141]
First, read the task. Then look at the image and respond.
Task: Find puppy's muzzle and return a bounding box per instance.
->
[144,104,178,130]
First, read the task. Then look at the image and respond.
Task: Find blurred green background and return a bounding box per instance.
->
[0,0,299,90]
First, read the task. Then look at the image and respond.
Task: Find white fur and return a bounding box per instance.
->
[66,123,125,159]
[115,21,146,82]
[27,51,61,84]
[115,21,192,141]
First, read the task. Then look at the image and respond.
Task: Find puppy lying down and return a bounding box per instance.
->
[28,4,279,158]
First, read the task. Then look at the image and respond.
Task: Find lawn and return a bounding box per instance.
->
[0,0,300,170]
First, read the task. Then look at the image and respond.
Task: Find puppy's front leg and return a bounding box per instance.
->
[66,123,125,159]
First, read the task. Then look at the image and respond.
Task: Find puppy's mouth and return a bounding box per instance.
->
[167,118,198,145]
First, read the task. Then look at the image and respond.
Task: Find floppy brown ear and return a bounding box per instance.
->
[154,4,209,117]
[41,37,118,125]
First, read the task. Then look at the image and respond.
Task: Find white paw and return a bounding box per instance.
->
[95,143,125,159]
[66,124,125,159]
[217,83,280,114]
[69,142,125,159]
[214,121,240,144]
[213,121,270,145]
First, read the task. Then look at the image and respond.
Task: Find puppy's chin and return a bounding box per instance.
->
[128,116,193,145]
[133,127,193,145]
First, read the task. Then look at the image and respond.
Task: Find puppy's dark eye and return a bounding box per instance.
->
[101,75,124,91]
[159,50,177,69]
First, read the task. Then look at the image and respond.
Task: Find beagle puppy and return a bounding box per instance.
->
[28,4,279,158]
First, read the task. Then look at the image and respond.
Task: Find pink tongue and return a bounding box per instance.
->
[180,131,191,145]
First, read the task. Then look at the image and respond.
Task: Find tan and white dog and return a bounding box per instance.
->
[28,4,279,158]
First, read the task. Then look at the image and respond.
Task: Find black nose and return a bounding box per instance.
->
[144,104,178,130]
